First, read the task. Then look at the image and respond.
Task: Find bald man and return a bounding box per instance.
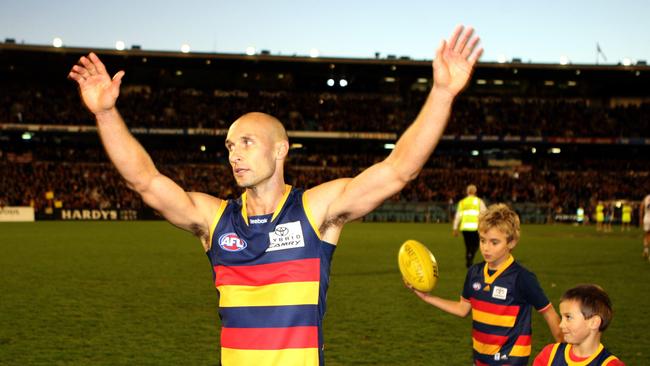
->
[69,25,482,365]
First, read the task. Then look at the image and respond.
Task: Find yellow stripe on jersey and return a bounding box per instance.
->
[240,191,249,225]
[270,185,293,222]
[302,192,321,239]
[472,308,517,327]
[218,281,320,307]
[472,339,501,355]
[564,343,605,366]
[603,356,620,365]
[483,255,514,284]
[241,185,292,225]
[221,347,320,366]
[510,344,531,357]
[547,343,560,366]
[209,200,228,246]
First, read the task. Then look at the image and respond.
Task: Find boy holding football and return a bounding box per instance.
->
[406,203,562,365]
[532,284,624,366]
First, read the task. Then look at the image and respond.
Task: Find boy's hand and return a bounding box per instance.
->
[403,278,430,300]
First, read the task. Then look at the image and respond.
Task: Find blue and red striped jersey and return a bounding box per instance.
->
[462,255,551,365]
[536,343,623,366]
[206,186,335,366]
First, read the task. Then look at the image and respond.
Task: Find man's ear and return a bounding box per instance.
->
[276,140,289,160]
[507,239,518,250]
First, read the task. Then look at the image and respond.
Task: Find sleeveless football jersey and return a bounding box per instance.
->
[546,343,620,366]
[462,255,550,365]
[206,186,335,366]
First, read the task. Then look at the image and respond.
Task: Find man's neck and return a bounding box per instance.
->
[245,181,288,216]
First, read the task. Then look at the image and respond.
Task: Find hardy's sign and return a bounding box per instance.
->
[59,209,138,221]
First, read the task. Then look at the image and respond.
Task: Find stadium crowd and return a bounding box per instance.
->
[2,85,649,137]
[2,144,648,222]
[2,81,649,221]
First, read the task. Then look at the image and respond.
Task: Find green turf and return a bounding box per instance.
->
[1,222,648,365]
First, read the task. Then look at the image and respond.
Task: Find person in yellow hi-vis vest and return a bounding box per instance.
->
[621,201,632,232]
[595,201,605,232]
[453,184,486,268]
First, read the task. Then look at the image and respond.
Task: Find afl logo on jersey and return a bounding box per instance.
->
[218,233,247,252]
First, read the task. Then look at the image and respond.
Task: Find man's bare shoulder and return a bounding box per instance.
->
[186,192,223,236]
[304,178,351,225]
[305,178,351,202]
[302,179,351,244]
[187,192,223,218]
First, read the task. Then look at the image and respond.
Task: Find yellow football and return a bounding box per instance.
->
[398,239,439,292]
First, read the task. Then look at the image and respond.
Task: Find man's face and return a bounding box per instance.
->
[225,119,277,188]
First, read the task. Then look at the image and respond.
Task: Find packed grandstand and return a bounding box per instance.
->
[1,42,649,223]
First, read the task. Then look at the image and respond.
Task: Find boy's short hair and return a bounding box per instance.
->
[478,203,520,243]
[561,284,613,332]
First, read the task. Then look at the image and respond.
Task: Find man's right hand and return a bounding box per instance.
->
[68,52,124,115]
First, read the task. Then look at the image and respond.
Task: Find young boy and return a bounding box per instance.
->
[533,284,624,365]
[407,203,562,365]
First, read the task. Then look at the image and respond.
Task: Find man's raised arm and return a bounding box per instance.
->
[68,53,218,241]
[309,25,483,227]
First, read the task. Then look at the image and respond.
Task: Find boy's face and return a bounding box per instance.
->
[479,227,516,269]
[559,300,596,345]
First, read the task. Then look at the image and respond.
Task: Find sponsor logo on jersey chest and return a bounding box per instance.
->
[266,221,305,252]
[492,286,508,300]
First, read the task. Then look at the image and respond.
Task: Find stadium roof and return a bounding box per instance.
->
[2,42,650,96]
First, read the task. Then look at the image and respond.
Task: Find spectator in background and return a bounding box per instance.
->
[453,184,487,267]
[641,194,650,261]
[621,201,632,231]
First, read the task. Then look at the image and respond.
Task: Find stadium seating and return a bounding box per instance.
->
[1,45,649,223]
[2,85,650,137]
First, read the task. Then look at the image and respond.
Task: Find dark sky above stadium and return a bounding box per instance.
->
[1,0,648,65]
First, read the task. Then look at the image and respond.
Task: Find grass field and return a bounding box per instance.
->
[1,221,649,365]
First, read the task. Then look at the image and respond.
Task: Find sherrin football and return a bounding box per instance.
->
[398,239,439,292]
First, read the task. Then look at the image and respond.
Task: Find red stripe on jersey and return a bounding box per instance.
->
[515,335,531,345]
[472,329,508,345]
[471,298,520,316]
[220,326,319,350]
[215,258,320,287]
[475,360,490,366]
